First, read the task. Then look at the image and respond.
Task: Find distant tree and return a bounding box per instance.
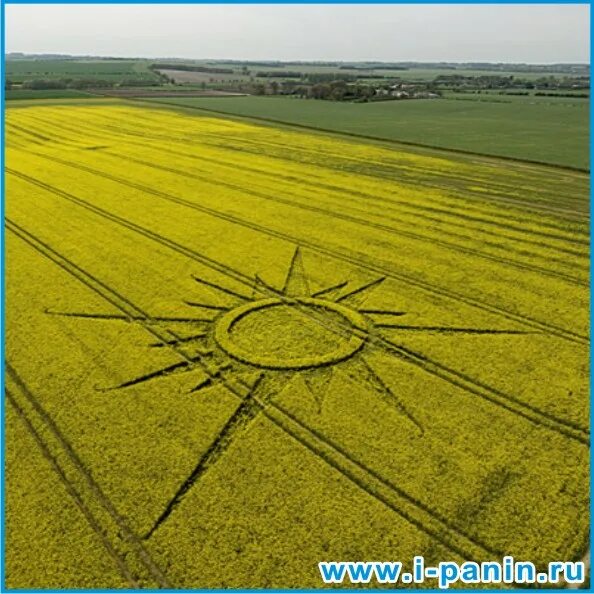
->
[329,80,348,95]
[307,72,355,84]
[310,83,331,99]
[67,78,113,89]
[280,80,294,94]
[294,85,309,98]
[330,86,346,101]
[24,78,68,90]
[354,84,374,100]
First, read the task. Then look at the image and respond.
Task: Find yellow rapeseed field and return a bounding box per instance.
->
[5,103,589,588]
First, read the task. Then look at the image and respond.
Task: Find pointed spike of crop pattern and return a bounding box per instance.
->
[190,377,213,393]
[149,332,208,348]
[358,309,407,316]
[360,356,424,435]
[192,274,251,302]
[375,325,532,334]
[100,360,192,391]
[336,276,386,307]
[311,280,349,300]
[144,373,266,539]
[45,309,215,324]
[341,356,424,435]
[184,301,231,311]
[304,368,334,412]
[283,245,310,297]
[253,274,281,298]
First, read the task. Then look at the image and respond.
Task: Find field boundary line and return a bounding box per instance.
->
[128,97,591,174]
[8,166,588,346]
[4,360,172,588]
[5,387,141,588]
[6,218,501,563]
[5,178,590,444]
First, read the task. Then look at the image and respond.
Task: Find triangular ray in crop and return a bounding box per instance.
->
[283,245,310,297]
[144,372,266,539]
[335,276,386,307]
[341,355,424,435]
[311,279,349,299]
[303,367,334,412]
[192,274,251,303]
[375,324,532,334]
[45,309,216,323]
[148,332,208,348]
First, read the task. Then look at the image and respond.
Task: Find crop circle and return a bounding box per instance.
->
[214,297,369,370]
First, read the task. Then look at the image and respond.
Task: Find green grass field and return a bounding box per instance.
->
[388,67,579,81]
[5,89,97,100]
[443,91,589,103]
[142,95,589,170]
[210,62,577,81]
[6,59,160,83]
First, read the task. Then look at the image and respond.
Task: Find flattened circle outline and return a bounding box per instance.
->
[214,297,369,370]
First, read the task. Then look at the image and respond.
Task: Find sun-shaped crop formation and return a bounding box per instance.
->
[47,245,532,539]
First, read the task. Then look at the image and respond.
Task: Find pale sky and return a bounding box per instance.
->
[5,4,590,63]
